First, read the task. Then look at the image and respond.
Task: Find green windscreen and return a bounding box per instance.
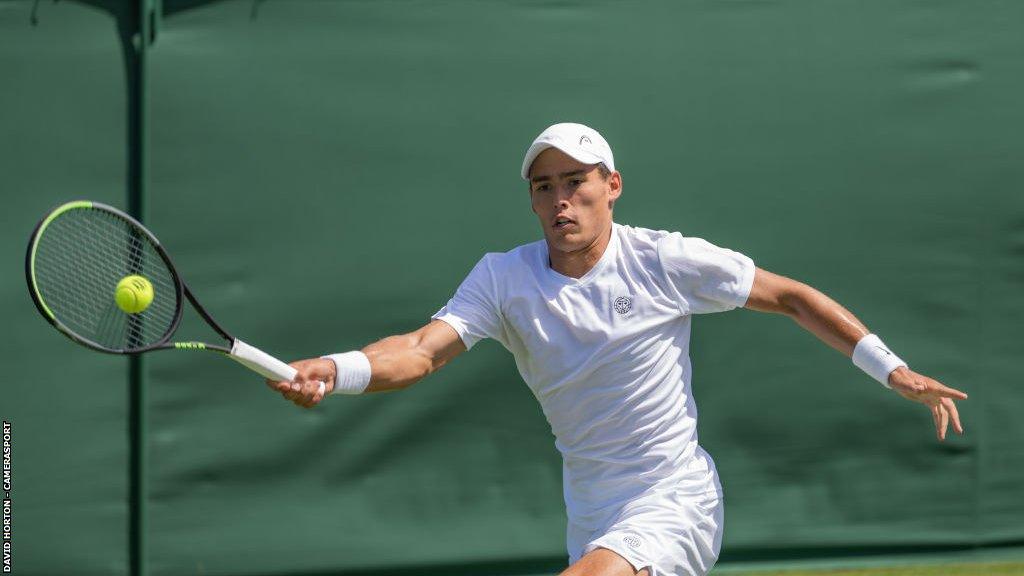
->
[2,1,1022,574]
[2,2,133,574]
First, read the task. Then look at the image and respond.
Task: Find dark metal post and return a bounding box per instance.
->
[127,1,157,574]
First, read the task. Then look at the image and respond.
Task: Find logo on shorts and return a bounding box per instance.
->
[614,296,632,315]
[623,535,642,549]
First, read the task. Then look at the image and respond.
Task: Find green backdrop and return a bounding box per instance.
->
[2,1,1022,574]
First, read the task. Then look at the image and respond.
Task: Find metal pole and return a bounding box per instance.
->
[128,1,156,574]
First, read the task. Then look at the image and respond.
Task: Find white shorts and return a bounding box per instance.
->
[567,490,724,576]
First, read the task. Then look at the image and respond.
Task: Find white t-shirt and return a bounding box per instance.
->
[432,222,755,532]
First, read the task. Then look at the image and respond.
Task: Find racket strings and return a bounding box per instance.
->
[37,214,132,342]
[37,224,120,335]
[41,212,177,348]
[44,219,165,334]
[79,213,179,346]
[32,208,179,352]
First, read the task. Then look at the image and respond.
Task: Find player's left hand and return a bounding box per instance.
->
[887,366,967,441]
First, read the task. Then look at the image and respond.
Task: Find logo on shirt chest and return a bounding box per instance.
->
[613,295,632,315]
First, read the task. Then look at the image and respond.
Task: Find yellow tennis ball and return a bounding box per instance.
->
[114,275,154,314]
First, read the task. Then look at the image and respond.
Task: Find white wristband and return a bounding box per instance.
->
[852,334,907,389]
[323,351,372,395]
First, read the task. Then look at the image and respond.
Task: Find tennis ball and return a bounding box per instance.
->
[115,275,154,314]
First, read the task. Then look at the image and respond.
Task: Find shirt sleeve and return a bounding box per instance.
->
[657,232,756,315]
[431,254,505,350]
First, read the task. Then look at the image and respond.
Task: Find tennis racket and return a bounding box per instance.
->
[25,200,324,395]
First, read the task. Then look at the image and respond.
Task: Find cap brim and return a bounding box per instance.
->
[520,141,606,180]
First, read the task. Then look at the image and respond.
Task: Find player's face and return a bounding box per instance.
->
[528,148,622,254]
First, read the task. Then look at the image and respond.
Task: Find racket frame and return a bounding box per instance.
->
[26,200,320,391]
[25,200,232,355]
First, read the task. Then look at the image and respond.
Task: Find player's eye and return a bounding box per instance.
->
[534,184,550,192]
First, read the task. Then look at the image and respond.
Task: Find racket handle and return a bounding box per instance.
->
[230,339,326,396]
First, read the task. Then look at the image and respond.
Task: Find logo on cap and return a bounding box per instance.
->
[579,135,593,146]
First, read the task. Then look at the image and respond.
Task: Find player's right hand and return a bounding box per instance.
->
[266,357,336,409]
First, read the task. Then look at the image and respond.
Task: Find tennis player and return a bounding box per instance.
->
[268,123,968,576]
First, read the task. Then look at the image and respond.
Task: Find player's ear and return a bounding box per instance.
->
[607,171,622,206]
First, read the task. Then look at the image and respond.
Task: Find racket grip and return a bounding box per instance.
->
[230,339,326,396]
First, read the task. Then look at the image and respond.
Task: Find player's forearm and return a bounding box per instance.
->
[781,283,869,358]
[361,332,442,393]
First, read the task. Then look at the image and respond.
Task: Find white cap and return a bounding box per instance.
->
[521,122,615,180]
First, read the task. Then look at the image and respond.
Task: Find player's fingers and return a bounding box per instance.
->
[286,380,318,409]
[945,398,964,435]
[304,393,320,408]
[266,378,289,393]
[301,395,319,409]
[934,382,968,401]
[290,386,310,405]
[298,379,314,398]
[301,380,321,407]
[939,402,950,441]
[930,404,941,440]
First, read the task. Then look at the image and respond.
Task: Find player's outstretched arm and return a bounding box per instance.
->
[743,266,967,441]
[266,319,467,408]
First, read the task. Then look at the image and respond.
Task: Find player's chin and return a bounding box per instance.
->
[545,229,581,248]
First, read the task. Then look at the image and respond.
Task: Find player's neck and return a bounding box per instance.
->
[547,224,613,279]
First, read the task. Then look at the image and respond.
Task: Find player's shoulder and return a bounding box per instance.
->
[616,223,745,278]
[472,238,545,274]
[617,222,730,256]
[616,222,674,244]
[614,222,681,258]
